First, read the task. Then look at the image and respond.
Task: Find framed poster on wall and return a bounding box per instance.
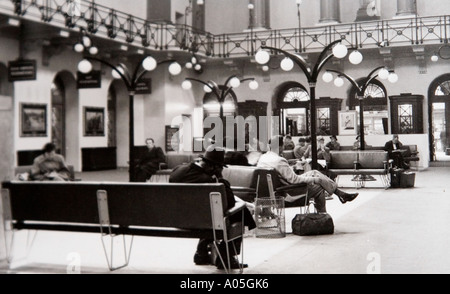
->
[338,111,358,135]
[20,103,47,137]
[84,107,105,136]
[165,125,180,152]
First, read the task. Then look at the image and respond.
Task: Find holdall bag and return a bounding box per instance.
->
[291,198,334,236]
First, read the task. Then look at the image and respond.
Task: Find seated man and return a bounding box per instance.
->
[384,134,409,169]
[135,138,166,182]
[30,142,71,181]
[257,136,359,212]
[169,146,256,270]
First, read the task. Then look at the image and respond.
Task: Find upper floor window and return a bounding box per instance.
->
[435,80,450,96]
[283,87,310,102]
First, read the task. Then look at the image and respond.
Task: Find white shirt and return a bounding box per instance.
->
[257,151,316,185]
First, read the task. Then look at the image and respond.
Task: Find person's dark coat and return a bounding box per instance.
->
[135,146,165,182]
[169,162,256,230]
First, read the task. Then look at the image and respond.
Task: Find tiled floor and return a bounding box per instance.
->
[1,167,450,274]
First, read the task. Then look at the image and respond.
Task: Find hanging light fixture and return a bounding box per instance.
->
[255,50,270,65]
[334,76,345,87]
[332,44,348,59]
[78,59,93,73]
[182,80,193,90]
[349,50,363,65]
[322,72,334,83]
[280,57,294,71]
[142,56,157,71]
[168,62,182,75]
[378,68,390,80]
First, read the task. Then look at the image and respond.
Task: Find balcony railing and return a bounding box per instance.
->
[1,0,449,58]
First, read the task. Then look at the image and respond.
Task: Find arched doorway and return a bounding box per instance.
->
[202,86,238,144]
[348,78,389,135]
[273,82,311,136]
[52,71,79,170]
[429,74,450,162]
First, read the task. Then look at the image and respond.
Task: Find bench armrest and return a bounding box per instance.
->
[225,201,246,217]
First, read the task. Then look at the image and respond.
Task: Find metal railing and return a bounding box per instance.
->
[1,0,449,58]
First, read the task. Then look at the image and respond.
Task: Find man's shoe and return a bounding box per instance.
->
[216,257,248,270]
[194,252,211,265]
[338,192,359,204]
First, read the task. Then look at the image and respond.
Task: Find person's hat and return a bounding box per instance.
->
[200,146,228,167]
[330,135,337,140]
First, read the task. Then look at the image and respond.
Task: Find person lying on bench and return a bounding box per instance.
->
[30,142,71,181]
[169,146,256,270]
[257,136,359,213]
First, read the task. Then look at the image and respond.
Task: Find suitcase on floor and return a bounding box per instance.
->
[400,171,415,188]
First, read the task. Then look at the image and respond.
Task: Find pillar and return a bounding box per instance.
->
[249,0,270,30]
[396,0,417,17]
[319,0,341,24]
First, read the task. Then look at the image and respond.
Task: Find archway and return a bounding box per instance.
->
[271,81,310,136]
[428,74,450,162]
[52,71,79,170]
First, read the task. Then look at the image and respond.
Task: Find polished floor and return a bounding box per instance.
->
[1,166,450,274]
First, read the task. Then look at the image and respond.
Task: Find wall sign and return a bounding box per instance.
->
[8,60,37,82]
[77,70,102,89]
[134,78,152,94]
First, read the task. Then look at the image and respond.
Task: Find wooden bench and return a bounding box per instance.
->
[327,151,392,189]
[1,181,246,273]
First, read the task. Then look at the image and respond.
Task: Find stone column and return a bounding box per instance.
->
[319,0,341,24]
[249,0,270,30]
[396,0,417,17]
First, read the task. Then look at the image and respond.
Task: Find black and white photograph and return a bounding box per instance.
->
[1,0,450,282]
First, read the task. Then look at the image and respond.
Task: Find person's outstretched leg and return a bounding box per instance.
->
[303,170,359,204]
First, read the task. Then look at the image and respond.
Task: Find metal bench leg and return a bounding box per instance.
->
[100,233,134,271]
[2,188,14,265]
[97,190,134,271]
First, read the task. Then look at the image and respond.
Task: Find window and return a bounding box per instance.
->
[283,87,310,102]
[435,81,450,96]
[399,104,413,134]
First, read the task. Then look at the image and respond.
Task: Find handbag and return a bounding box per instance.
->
[291,197,334,236]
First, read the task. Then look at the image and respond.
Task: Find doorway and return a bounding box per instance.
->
[429,74,450,162]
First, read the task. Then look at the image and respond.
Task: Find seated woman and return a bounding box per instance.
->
[30,143,71,181]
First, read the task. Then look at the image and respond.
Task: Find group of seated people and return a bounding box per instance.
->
[18,133,411,270]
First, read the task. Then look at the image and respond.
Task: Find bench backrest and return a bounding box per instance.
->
[328,151,358,169]
[2,181,100,224]
[2,181,227,231]
[357,151,388,169]
[99,183,227,230]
